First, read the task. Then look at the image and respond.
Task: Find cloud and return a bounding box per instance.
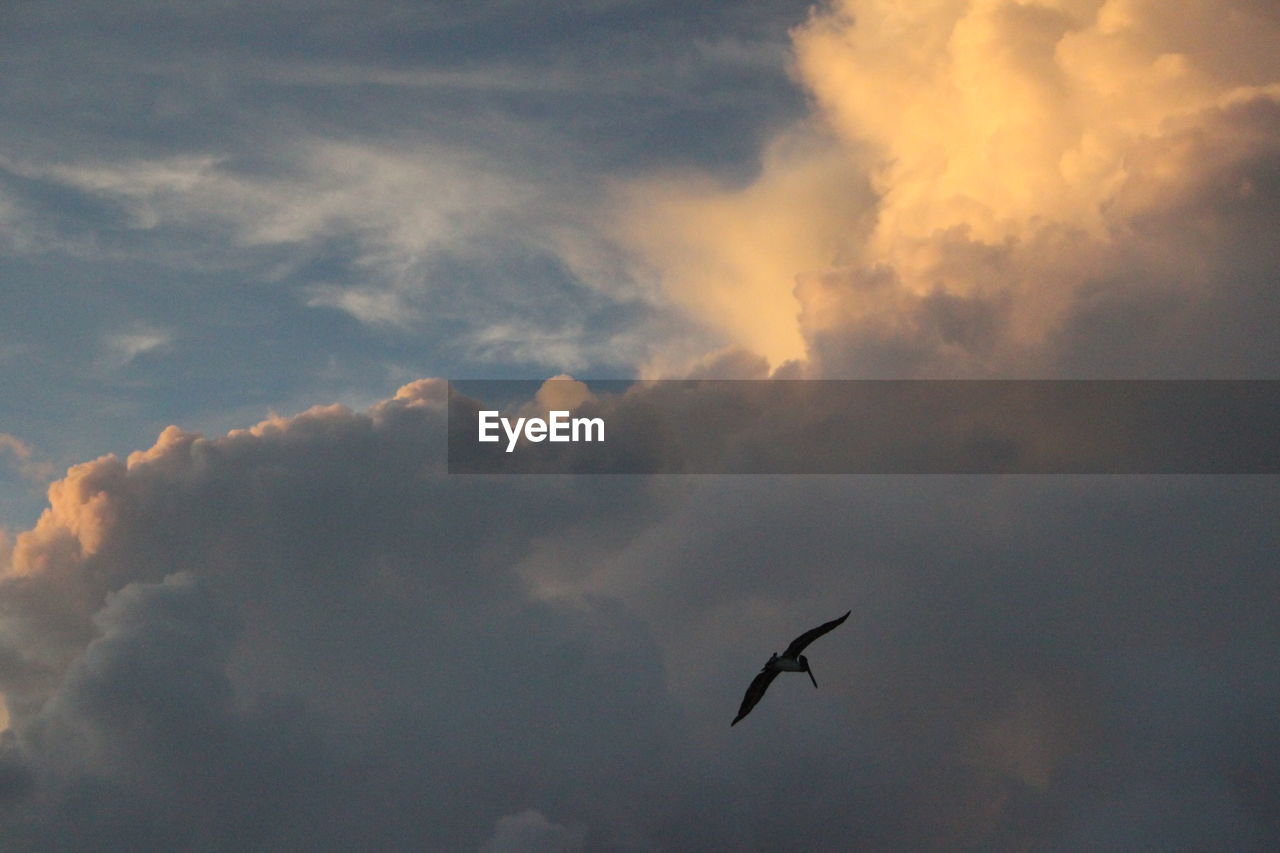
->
[32,142,533,323]
[0,0,818,389]
[102,326,172,370]
[615,129,876,366]
[0,436,53,487]
[0,379,687,850]
[793,0,1279,246]
[0,3,1278,849]
[479,809,586,853]
[615,0,1280,375]
[303,284,417,327]
[4,137,701,374]
[4,379,1279,849]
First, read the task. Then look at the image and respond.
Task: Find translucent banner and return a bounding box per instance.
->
[447,380,1280,474]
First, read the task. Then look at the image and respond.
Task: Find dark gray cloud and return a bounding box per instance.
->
[481,809,586,853]
[2,380,1278,850]
[1,383,682,850]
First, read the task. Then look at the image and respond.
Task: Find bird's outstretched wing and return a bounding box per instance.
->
[783,610,851,659]
[731,668,781,726]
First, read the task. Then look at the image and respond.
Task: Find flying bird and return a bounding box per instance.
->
[731,610,850,726]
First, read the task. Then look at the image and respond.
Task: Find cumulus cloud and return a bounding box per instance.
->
[617,0,1280,375]
[2,378,1279,850]
[615,130,875,366]
[795,0,1278,244]
[0,379,686,850]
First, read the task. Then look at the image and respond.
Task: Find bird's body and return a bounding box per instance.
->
[731,610,850,726]
[764,654,808,673]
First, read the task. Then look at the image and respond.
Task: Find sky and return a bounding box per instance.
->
[1,1,1279,850]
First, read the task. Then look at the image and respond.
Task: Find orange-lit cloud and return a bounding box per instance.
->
[794,0,1279,247]
[615,130,875,367]
[618,0,1280,373]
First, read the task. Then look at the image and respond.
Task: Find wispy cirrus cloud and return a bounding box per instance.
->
[101,326,172,369]
[0,436,53,486]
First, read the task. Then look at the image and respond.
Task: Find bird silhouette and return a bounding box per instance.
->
[732,610,850,726]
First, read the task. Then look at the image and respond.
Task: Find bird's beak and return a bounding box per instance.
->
[807,664,818,689]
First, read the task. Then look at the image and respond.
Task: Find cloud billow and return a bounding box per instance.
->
[619,0,1280,378]
[0,381,680,850]
[1,378,1279,849]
